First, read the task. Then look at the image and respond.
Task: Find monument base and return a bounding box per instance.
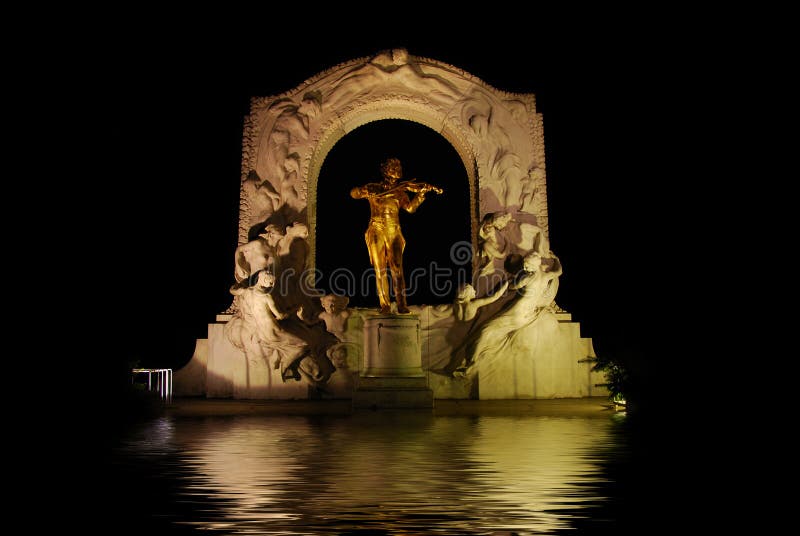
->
[353,313,433,409]
[353,376,434,409]
[173,308,607,402]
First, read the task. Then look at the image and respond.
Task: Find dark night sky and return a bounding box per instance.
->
[86,32,694,407]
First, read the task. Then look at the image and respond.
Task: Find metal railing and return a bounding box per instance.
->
[132,368,173,403]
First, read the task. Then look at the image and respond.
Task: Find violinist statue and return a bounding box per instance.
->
[350,157,443,314]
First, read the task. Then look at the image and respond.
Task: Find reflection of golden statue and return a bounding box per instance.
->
[350,157,443,314]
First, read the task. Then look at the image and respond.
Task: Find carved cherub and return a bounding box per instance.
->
[319,294,351,340]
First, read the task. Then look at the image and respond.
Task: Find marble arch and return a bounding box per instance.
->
[174,49,609,401]
[238,48,550,269]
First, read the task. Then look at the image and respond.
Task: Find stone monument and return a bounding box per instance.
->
[172,49,608,402]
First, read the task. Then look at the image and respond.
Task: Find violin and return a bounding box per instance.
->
[373,179,444,197]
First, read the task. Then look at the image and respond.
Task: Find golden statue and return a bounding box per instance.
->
[350,157,443,314]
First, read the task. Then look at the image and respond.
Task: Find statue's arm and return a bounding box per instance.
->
[510,272,535,290]
[472,280,510,308]
[265,294,288,320]
[402,180,442,213]
[403,190,426,213]
[350,184,370,199]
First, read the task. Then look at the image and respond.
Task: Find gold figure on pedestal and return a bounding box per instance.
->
[350,157,443,314]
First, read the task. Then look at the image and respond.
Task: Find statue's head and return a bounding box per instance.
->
[523,252,543,272]
[255,270,276,289]
[381,157,403,183]
[259,224,285,246]
[492,212,512,229]
[457,283,477,301]
[321,294,349,314]
[287,222,309,239]
[327,344,348,367]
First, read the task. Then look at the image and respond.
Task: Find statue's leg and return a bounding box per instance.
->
[375,265,391,313]
[389,232,409,313]
[366,228,391,312]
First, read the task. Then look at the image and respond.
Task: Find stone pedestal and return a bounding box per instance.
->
[353,314,433,409]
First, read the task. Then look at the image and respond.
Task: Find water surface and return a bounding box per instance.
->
[97,408,654,534]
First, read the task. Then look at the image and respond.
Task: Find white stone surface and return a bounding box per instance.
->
[585,339,610,398]
[363,314,423,377]
[206,320,313,400]
[177,311,606,400]
[323,306,361,398]
[206,323,237,398]
[173,338,207,396]
[476,315,579,399]
[471,320,609,400]
[232,355,308,400]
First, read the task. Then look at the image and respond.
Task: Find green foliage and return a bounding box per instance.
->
[591,352,630,403]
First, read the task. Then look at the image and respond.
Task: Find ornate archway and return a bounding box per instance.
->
[175,51,608,401]
[237,48,550,270]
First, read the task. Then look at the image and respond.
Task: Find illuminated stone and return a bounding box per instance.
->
[172,49,608,401]
[362,314,423,377]
[237,48,551,263]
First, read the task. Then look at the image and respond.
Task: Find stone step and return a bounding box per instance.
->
[352,388,434,409]
[357,376,429,390]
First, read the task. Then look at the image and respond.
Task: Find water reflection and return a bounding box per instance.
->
[103,411,635,534]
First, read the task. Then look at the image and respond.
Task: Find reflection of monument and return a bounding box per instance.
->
[173,49,607,402]
[350,157,442,314]
[168,413,613,533]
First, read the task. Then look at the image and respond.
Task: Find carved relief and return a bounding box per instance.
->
[475,211,550,278]
[225,223,338,390]
[319,294,351,341]
[194,50,598,402]
[237,49,551,272]
[457,251,563,376]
